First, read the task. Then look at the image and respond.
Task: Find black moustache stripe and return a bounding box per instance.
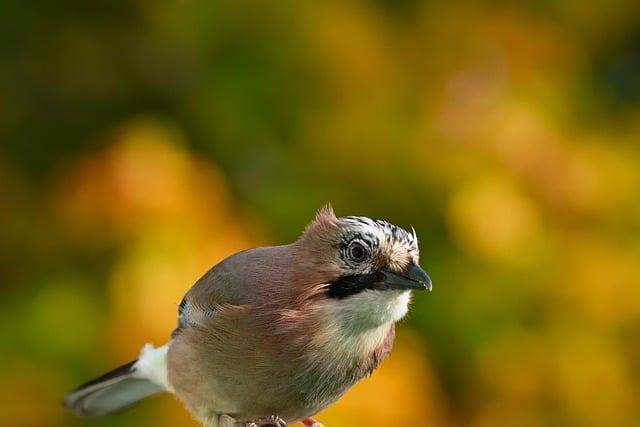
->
[325,271,387,299]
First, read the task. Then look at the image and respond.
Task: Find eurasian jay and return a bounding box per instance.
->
[64,205,432,427]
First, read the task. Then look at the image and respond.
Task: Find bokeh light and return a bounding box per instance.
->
[1,1,640,426]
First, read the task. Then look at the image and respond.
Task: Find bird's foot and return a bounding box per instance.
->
[248,415,287,427]
[301,417,324,427]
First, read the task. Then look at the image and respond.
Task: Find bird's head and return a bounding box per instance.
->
[298,205,431,330]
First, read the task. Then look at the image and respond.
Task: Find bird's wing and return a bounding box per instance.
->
[171,297,214,337]
[171,249,255,338]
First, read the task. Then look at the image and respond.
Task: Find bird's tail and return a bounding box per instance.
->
[63,344,171,417]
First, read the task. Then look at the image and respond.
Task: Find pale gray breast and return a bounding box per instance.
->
[286,323,396,419]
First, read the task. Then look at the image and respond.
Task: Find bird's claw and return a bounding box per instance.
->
[248,415,287,427]
[301,417,324,427]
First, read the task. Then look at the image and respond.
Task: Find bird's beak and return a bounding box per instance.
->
[380,264,432,291]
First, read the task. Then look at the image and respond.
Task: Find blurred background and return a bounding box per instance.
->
[2,1,640,426]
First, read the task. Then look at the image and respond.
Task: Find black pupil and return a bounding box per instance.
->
[350,243,366,260]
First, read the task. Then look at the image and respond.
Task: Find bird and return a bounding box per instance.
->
[63,205,432,427]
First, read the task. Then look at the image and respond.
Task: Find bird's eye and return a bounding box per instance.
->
[347,241,368,262]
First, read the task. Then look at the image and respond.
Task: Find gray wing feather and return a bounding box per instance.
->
[171,250,254,337]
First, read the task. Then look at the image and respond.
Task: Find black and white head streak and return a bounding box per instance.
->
[326,216,420,299]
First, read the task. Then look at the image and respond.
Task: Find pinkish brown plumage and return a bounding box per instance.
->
[64,205,431,427]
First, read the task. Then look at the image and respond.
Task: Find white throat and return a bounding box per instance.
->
[313,290,411,366]
[318,289,410,343]
[333,290,411,331]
